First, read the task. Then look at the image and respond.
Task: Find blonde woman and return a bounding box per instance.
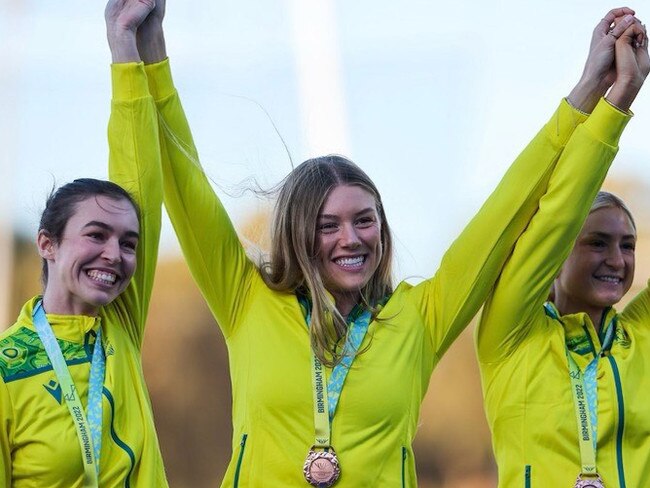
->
[476,15,649,488]
[110,1,639,486]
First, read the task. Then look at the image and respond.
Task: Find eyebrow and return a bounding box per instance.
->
[83,221,140,239]
[586,231,636,240]
[318,207,376,219]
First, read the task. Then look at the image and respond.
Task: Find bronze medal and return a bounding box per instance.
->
[303,446,341,487]
[574,474,605,488]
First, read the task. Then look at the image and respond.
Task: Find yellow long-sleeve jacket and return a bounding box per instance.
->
[476,101,634,487]
[136,58,608,486]
[0,64,168,487]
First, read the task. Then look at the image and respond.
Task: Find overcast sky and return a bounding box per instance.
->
[2,0,650,281]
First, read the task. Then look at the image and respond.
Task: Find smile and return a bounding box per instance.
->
[595,275,623,284]
[334,256,365,268]
[87,269,118,285]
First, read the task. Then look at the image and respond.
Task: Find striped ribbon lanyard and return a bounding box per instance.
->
[300,297,372,448]
[33,300,105,488]
[544,302,615,482]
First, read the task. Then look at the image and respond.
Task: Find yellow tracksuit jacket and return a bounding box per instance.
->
[476,101,634,487]
[0,64,168,487]
[131,58,607,486]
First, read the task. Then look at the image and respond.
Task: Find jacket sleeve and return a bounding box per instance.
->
[476,99,630,364]
[108,62,163,348]
[0,378,12,487]
[411,100,589,362]
[620,280,650,326]
[144,59,255,339]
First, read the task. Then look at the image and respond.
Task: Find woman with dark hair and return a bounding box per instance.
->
[109,0,641,485]
[476,23,650,488]
[0,3,170,486]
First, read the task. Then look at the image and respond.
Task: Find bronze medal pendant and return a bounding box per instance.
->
[574,474,605,488]
[303,447,341,487]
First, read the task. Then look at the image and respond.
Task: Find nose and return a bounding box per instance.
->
[605,246,625,269]
[340,223,361,248]
[101,238,122,264]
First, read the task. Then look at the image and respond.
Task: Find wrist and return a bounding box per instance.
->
[567,77,609,114]
[138,20,163,37]
[612,75,644,93]
[137,24,167,64]
[606,79,642,112]
[107,29,141,64]
[107,24,137,44]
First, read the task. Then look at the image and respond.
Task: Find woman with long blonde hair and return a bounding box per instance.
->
[109,1,641,485]
[476,15,649,488]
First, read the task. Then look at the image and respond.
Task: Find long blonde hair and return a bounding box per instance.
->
[261,155,394,366]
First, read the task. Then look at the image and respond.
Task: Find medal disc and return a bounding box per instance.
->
[303,447,341,487]
[574,474,605,488]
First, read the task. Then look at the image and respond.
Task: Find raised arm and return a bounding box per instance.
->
[105,0,164,347]
[135,0,256,338]
[567,7,638,112]
[622,281,650,324]
[418,9,640,360]
[476,15,649,364]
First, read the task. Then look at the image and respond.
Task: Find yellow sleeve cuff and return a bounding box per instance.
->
[583,97,632,147]
[545,99,589,147]
[110,62,149,101]
[143,58,176,101]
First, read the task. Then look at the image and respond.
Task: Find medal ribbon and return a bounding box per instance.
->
[301,297,372,448]
[544,302,615,479]
[33,300,105,487]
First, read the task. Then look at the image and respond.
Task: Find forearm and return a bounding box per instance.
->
[477,99,630,362]
[144,59,255,336]
[138,21,167,64]
[567,76,611,114]
[425,99,588,355]
[107,26,141,63]
[108,62,163,344]
[606,78,643,112]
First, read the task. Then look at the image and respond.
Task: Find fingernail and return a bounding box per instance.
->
[624,14,634,24]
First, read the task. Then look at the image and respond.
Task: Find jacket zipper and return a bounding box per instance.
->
[401,447,407,487]
[524,464,531,488]
[233,434,248,487]
[607,356,627,488]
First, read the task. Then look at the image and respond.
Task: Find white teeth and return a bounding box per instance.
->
[87,270,117,285]
[596,276,622,284]
[335,256,364,267]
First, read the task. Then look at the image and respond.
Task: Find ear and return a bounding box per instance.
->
[37,231,57,261]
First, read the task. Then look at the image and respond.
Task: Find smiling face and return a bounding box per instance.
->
[315,184,383,315]
[38,195,140,316]
[554,206,636,326]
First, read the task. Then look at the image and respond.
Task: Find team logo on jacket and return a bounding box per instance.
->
[43,379,63,404]
[103,336,115,357]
